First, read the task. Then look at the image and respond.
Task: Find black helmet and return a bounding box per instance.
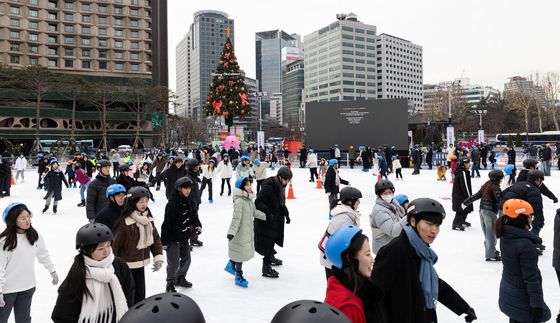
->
[126,186,151,199]
[277,166,293,180]
[75,223,113,249]
[340,187,362,201]
[175,176,193,189]
[527,170,545,182]
[185,158,199,170]
[374,179,395,196]
[271,300,350,323]
[406,198,446,224]
[522,158,538,169]
[119,164,130,172]
[459,157,471,165]
[173,157,182,163]
[119,292,206,323]
[488,170,504,181]
[97,159,111,168]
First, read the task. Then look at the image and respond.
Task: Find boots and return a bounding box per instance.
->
[166,281,176,293]
[42,205,48,213]
[77,199,85,207]
[53,206,57,214]
[262,263,279,278]
[270,257,283,266]
[175,277,192,288]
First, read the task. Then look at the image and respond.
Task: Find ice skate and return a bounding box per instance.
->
[77,199,85,207]
[175,277,192,288]
[166,281,176,293]
[235,272,248,288]
[270,257,283,266]
[262,264,279,278]
[224,260,236,276]
[53,206,57,214]
[42,205,48,213]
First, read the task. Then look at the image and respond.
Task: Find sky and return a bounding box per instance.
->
[166,0,560,93]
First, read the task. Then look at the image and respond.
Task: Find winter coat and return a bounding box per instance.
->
[38,159,48,174]
[116,174,143,192]
[320,204,361,268]
[216,160,233,179]
[325,275,366,323]
[462,184,502,213]
[498,225,551,323]
[227,188,266,262]
[150,164,186,198]
[73,169,90,185]
[370,198,407,254]
[15,157,26,171]
[306,154,318,168]
[370,231,471,323]
[501,181,543,224]
[51,256,135,323]
[84,160,94,177]
[299,148,308,161]
[452,165,473,213]
[112,209,164,269]
[324,166,349,195]
[507,149,516,165]
[425,150,433,164]
[95,201,124,231]
[554,210,560,270]
[361,150,372,168]
[152,156,167,173]
[161,190,200,246]
[64,164,75,177]
[253,162,268,181]
[86,174,117,220]
[517,169,557,202]
[471,149,480,162]
[541,147,552,161]
[200,164,216,180]
[348,149,357,160]
[185,169,202,207]
[43,170,69,201]
[111,153,121,163]
[236,163,254,179]
[255,176,289,255]
[392,159,402,170]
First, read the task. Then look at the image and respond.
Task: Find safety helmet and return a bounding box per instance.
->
[374,179,395,196]
[271,300,350,323]
[277,166,293,180]
[459,157,471,165]
[504,164,515,175]
[394,194,409,205]
[126,186,151,199]
[523,158,538,169]
[75,223,113,249]
[488,170,504,181]
[96,159,111,168]
[339,187,362,201]
[406,198,446,224]
[324,225,362,269]
[185,158,199,170]
[2,202,25,223]
[119,164,130,172]
[49,159,59,166]
[329,159,338,166]
[240,156,250,162]
[235,176,249,189]
[106,184,126,198]
[175,176,194,189]
[253,159,260,166]
[502,199,533,219]
[119,292,206,323]
[527,170,545,183]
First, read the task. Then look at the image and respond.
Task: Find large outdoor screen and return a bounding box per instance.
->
[305,99,409,150]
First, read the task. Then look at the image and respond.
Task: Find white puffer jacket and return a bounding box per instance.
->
[319,204,361,268]
[216,161,233,179]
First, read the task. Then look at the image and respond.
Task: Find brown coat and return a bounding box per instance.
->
[112,211,165,269]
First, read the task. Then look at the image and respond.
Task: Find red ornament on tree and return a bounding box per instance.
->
[212,100,223,115]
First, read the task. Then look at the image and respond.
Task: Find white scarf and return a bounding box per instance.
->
[129,210,154,249]
[79,253,128,323]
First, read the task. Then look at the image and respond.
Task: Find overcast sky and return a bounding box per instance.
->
[167,0,560,92]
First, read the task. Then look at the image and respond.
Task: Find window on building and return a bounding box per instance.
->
[130,9,138,16]
[82,26,90,34]
[48,59,57,67]
[81,38,91,45]
[131,64,139,71]
[48,12,57,20]
[130,31,139,38]
[29,0,38,4]
[64,36,74,44]
[10,43,20,51]
[64,59,73,67]
[115,29,123,37]
[130,0,139,4]
[29,45,38,53]
[64,13,73,21]
[29,9,38,17]
[98,5,107,13]
[64,2,73,9]
[64,24,73,32]
[47,36,57,44]
[98,50,107,58]
[81,49,90,57]
[10,18,20,27]
[114,63,124,70]
[28,20,38,29]
[48,24,57,31]
[82,4,90,11]
[114,40,123,48]
[131,42,139,49]
[114,18,123,26]
[47,0,57,8]
[130,52,140,60]
[98,28,107,35]
[81,61,90,69]
[28,33,38,41]
[10,6,20,14]
[10,55,20,64]
[29,57,38,65]
[114,7,123,14]
[99,16,107,24]
[64,48,73,56]
[130,20,139,27]
[47,47,57,55]
[98,39,107,47]
[99,61,107,69]
[114,52,124,59]
[82,15,90,22]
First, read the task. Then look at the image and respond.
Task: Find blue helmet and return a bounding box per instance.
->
[391,155,397,160]
[325,225,362,269]
[49,159,58,165]
[36,153,44,158]
[253,159,260,166]
[240,156,250,162]
[504,164,515,175]
[235,176,248,189]
[395,194,409,205]
[223,153,229,158]
[329,159,338,166]
[309,149,314,153]
[106,184,126,198]
[3,202,25,223]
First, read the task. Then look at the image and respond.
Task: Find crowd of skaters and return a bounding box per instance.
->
[0,141,558,322]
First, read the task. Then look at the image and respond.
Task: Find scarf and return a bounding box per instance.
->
[79,253,128,323]
[378,198,406,219]
[404,225,439,309]
[129,210,154,249]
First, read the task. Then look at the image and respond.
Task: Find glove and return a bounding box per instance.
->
[326,192,331,196]
[553,197,558,203]
[152,260,163,272]
[285,215,291,224]
[0,294,4,307]
[461,203,467,210]
[195,226,202,235]
[227,234,234,241]
[464,307,477,322]
[51,271,59,285]
[530,307,542,323]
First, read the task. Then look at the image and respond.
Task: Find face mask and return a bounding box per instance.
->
[382,194,394,203]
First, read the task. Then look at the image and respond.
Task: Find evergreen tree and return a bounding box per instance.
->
[204,37,251,129]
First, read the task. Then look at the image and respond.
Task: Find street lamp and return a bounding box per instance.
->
[256,91,268,131]
[447,80,462,125]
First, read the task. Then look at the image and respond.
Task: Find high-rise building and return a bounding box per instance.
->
[282,59,304,129]
[175,34,189,117]
[376,33,423,111]
[269,93,283,125]
[240,76,258,140]
[504,76,547,108]
[182,10,234,122]
[0,0,165,83]
[303,13,377,103]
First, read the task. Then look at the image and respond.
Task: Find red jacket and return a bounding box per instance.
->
[325,276,366,323]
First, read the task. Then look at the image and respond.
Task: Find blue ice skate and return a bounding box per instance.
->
[209,199,213,204]
[224,260,236,276]
[329,213,333,220]
[235,272,248,288]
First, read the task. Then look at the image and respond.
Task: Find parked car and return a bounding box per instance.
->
[117,145,132,153]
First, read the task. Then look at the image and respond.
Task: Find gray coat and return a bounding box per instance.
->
[554,211,560,270]
[369,197,407,254]
[228,188,266,262]
[319,204,361,268]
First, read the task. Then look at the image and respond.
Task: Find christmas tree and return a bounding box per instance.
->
[205,31,251,129]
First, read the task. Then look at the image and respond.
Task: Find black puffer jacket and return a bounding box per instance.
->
[185,169,202,207]
[501,180,543,224]
[452,165,473,213]
[116,173,143,192]
[86,173,116,220]
[463,183,502,213]
[255,176,288,255]
[95,201,124,230]
[517,169,557,202]
[161,189,200,246]
[150,164,186,198]
[43,169,69,201]
[324,166,348,195]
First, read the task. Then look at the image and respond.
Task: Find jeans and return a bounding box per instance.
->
[472,162,481,177]
[0,287,35,323]
[479,209,498,258]
[166,240,191,283]
[79,183,89,201]
[542,160,551,176]
[328,193,338,212]
[15,170,24,181]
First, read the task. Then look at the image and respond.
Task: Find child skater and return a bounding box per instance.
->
[252,158,268,194]
[112,187,164,304]
[65,160,76,188]
[200,157,217,203]
[225,176,267,287]
[74,164,91,207]
[392,156,403,181]
[42,160,69,214]
[161,177,200,292]
[0,202,58,322]
[51,223,135,322]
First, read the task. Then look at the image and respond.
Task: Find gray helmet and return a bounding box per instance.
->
[119,292,206,323]
[75,223,113,249]
[522,158,538,169]
[185,158,200,170]
[527,170,545,183]
[175,176,193,189]
[96,159,111,168]
[339,187,362,201]
[459,157,471,165]
[406,198,446,224]
[277,166,293,180]
[271,300,350,323]
[126,186,151,199]
[488,170,504,181]
[374,179,394,196]
[118,164,130,172]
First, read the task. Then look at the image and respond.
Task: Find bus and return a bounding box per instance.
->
[33,139,94,154]
[494,131,560,146]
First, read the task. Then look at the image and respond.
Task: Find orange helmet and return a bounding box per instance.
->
[67,160,73,164]
[502,199,533,218]
[450,155,457,160]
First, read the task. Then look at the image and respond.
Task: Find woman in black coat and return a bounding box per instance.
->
[150,158,186,198]
[42,161,69,214]
[368,198,476,323]
[451,158,473,231]
[497,199,551,323]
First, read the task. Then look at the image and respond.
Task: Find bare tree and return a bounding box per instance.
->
[125,78,152,153]
[86,82,120,152]
[542,72,560,131]
[53,73,88,142]
[507,91,534,141]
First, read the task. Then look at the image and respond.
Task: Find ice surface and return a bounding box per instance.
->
[1,166,558,322]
